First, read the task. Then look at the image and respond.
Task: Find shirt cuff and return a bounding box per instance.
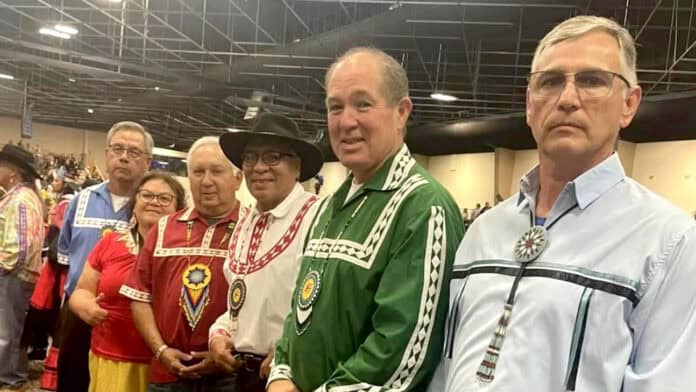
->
[267,364,293,387]
[118,285,152,302]
[57,253,69,265]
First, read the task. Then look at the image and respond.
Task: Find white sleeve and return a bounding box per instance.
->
[208,311,232,349]
[209,256,233,347]
[624,225,696,391]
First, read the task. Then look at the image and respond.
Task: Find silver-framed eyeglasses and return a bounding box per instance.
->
[137,190,175,206]
[241,151,297,167]
[527,70,631,99]
[108,144,146,159]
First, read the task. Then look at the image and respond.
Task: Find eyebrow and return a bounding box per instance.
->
[326,90,374,104]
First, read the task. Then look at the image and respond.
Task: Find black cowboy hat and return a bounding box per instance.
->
[0,144,40,180]
[219,113,323,182]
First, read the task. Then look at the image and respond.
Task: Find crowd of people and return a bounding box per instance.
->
[0,15,695,392]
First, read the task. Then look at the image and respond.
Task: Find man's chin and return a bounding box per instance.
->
[109,173,132,182]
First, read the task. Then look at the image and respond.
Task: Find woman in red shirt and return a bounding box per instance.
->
[69,171,186,392]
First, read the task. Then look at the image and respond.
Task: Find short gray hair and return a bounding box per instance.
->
[325,46,409,106]
[531,15,638,86]
[106,121,154,155]
[186,136,239,174]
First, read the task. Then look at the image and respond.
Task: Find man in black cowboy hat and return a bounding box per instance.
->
[0,144,44,392]
[207,113,323,391]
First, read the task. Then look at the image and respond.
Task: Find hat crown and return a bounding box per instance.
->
[0,144,40,179]
[1,144,35,165]
[250,113,304,139]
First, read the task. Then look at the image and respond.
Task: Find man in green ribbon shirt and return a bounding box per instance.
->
[267,47,464,392]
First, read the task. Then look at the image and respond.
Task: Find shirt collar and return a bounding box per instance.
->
[337,144,414,207]
[254,183,304,219]
[517,153,625,210]
[177,203,240,225]
[93,181,112,203]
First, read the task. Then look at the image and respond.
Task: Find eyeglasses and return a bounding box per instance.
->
[241,151,297,167]
[108,144,147,159]
[527,70,631,100]
[137,190,175,206]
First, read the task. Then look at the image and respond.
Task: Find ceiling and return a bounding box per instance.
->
[0,0,694,153]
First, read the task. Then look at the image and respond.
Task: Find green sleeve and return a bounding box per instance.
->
[318,195,464,391]
[269,240,314,386]
[269,196,329,387]
[268,311,295,384]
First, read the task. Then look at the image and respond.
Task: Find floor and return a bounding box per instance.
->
[25,360,43,392]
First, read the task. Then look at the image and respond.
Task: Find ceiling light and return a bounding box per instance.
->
[227,128,245,133]
[107,0,123,3]
[68,77,76,82]
[39,28,71,39]
[0,73,14,80]
[87,108,94,114]
[54,24,78,35]
[154,86,160,91]
[430,92,457,102]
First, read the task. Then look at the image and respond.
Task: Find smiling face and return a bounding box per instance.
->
[242,139,300,212]
[526,31,642,166]
[325,52,412,183]
[188,143,242,218]
[133,178,179,229]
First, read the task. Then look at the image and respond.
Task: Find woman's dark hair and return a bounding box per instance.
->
[129,170,187,216]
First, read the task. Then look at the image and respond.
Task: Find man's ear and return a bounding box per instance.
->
[619,85,642,129]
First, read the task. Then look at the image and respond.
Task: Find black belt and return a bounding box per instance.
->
[234,352,264,372]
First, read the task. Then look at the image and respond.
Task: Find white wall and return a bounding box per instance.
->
[509,149,538,196]
[617,140,636,177]
[314,161,348,197]
[495,148,516,199]
[0,115,107,172]
[428,152,495,210]
[631,140,696,213]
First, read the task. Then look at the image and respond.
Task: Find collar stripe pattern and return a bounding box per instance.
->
[228,196,318,274]
[154,215,227,257]
[73,190,130,229]
[304,175,427,270]
[383,146,415,190]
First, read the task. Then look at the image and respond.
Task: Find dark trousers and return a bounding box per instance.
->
[148,376,238,392]
[56,302,92,392]
[234,352,266,392]
[235,368,265,392]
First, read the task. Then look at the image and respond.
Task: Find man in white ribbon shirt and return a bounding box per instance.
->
[209,113,323,391]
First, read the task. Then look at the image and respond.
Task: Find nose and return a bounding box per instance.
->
[117,151,130,162]
[201,171,214,186]
[251,159,270,173]
[555,76,581,112]
[148,197,164,206]
[335,107,359,131]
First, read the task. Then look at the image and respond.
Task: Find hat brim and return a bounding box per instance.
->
[219,131,323,182]
[0,152,40,180]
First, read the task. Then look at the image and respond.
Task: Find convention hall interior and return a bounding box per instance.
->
[1,0,695,214]
[0,0,696,391]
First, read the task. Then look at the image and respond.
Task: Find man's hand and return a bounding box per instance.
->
[209,336,241,373]
[82,292,108,326]
[179,351,223,378]
[159,347,198,379]
[267,379,300,392]
[260,349,274,379]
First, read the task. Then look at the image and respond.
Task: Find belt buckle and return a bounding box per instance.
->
[235,353,260,372]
